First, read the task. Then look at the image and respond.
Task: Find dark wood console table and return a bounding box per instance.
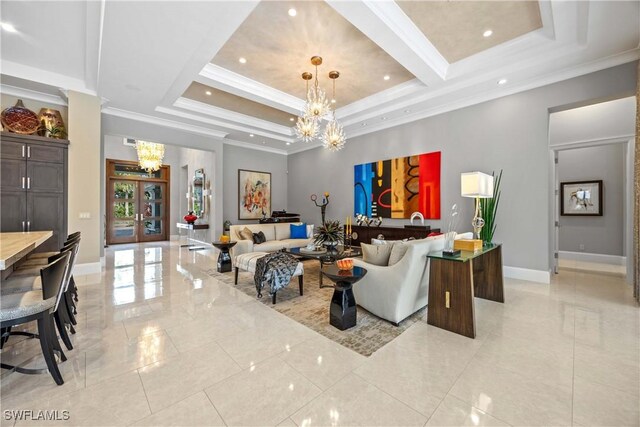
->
[426,243,504,338]
[347,225,440,246]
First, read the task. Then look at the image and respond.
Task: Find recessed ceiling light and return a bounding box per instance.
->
[286,142,291,145]
[288,8,297,17]
[483,29,493,38]
[497,78,508,85]
[262,141,266,144]
[1,22,17,33]
[331,99,336,104]
[249,134,254,137]
[239,57,247,64]
[383,75,390,81]
[361,122,367,127]
[205,90,212,96]
[289,117,294,122]
[381,117,387,120]
[403,109,411,113]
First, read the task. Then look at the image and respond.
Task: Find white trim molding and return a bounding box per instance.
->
[0,84,67,106]
[559,251,626,266]
[503,266,551,284]
[102,107,229,139]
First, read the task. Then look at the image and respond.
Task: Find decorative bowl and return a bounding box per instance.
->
[336,258,353,271]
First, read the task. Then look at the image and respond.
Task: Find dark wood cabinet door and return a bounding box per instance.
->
[27,144,64,163]
[1,191,27,232]
[0,140,26,160]
[1,159,27,191]
[27,192,64,251]
[26,161,64,193]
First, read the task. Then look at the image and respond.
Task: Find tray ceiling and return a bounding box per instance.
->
[397,0,543,63]
[210,0,415,107]
[183,82,295,127]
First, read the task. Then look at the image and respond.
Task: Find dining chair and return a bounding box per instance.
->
[0,252,71,385]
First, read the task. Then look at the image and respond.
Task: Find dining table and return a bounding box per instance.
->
[0,231,53,272]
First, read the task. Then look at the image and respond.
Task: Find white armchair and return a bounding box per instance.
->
[351,232,473,325]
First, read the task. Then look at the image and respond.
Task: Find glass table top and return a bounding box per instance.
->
[427,243,501,262]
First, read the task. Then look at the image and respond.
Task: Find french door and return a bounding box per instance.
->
[106,160,170,245]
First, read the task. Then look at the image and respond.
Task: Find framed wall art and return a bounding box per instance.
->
[238,169,271,220]
[354,151,441,219]
[560,180,603,216]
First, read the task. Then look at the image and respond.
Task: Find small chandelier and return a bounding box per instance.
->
[136,140,165,173]
[295,72,319,142]
[322,71,346,151]
[304,56,331,120]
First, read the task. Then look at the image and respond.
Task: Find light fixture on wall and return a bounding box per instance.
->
[136,140,165,173]
[294,56,347,151]
[461,171,494,240]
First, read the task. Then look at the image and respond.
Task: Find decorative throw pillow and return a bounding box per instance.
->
[290,223,307,239]
[239,227,253,241]
[306,224,314,239]
[252,232,265,244]
[388,243,410,266]
[361,243,392,266]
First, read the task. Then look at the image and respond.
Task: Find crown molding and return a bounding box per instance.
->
[174,97,293,136]
[156,105,295,143]
[0,84,68,106]
[223,138,288,155]
[336,79,427,119]
[1,60,96,96]
[102,107,229,139]
[362,0,449,80]
[343,49,640,141]
[199,63,305,114]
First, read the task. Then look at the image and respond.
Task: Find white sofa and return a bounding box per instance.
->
[229,223,314,259]
[351,232,473,325]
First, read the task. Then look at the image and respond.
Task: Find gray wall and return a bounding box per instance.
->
[558,144,625,256]
[223,144,288,226]
[287,62,637,272]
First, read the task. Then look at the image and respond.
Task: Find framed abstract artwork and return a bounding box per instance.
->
[238,169,271,220]
[560,180,603,216]
[354,151,441,219]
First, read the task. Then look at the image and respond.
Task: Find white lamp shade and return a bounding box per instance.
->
[461,171,494,198]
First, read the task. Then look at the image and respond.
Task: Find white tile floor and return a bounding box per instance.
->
[1,242,638,426]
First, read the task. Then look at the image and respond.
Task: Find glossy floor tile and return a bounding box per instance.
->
[1,242,638,427]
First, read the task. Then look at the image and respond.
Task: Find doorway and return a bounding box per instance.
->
[106,159,170,245]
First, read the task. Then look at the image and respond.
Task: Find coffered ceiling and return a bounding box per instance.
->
[396,1,543,63]
[1,0,639,155]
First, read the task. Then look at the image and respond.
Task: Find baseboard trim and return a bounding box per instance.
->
[74,262,102,276]
[503,266,550,284]
[559,251,626,266]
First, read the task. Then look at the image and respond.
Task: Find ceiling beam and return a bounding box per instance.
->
[325,0,448,85]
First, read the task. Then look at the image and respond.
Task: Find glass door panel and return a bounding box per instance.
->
[139,182,166,242]
[110,181,138,244]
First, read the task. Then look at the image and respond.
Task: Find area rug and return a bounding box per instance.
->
[206,260,424,357]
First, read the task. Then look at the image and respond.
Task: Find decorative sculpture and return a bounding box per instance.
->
[311,192,330,225]
[410,211,424,226]
[443,204,461,256]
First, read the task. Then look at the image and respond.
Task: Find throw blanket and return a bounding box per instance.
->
[254,252,298,298]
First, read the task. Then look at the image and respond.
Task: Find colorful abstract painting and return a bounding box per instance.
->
[354,151,441,219]
[238,169,271,219]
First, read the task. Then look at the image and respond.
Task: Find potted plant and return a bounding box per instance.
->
[479,170,503,244]
[314,220,343,248]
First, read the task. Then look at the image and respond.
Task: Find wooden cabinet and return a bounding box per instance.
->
[0,132,68,252]
[347,225,441,246]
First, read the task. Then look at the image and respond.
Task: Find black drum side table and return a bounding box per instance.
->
[212,241,237,273]
[321,265,367,330]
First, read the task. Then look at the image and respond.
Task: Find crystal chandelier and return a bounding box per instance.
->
[304,56,331,120]
[322,71,346,151]
[293,56,346,151]
[136,140,165,173]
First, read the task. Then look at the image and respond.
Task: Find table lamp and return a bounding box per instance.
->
[461,172,494,240]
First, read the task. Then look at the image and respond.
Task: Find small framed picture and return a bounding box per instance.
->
[560,180,603,216]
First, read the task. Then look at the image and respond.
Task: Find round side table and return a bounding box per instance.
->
[212,241,237,273]
[321,265,367,330]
